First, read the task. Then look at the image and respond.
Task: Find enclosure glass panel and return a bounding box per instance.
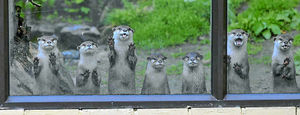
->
[227,0,300,93]
[9,0,211,95]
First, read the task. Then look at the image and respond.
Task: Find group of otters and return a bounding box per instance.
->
[32,25,298,95]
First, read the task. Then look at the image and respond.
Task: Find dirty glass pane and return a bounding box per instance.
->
[9,0,211,95]
[227,0,300,93]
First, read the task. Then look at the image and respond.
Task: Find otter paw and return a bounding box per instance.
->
[227,55,231,64]
[233,63,243,74]
[49,52,57,66]
[49,53,58,75]
[108,37,114,49]
[283,57,290,66]
[128,43,136,54]
[33,57,40,77]
[33,57,39,66]
[81,70,90,79]
[92,70,100,86]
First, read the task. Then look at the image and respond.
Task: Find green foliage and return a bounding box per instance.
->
[229,0,300,40]
[74,0,85,4]
[64,8,79,13]
[48,0,56,7]
[247,43,263,55]
[167,62,183,75]
[170,48,186,58]
[228,0,247,23]
[249,56,271,65]
[106,0,210,49]
[200,39,210,45]
[293,34,300,47]
[294,50,300,74]
[80,7,90,14]
[204,51,211,60]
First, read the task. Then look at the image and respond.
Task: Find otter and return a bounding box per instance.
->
[227,29,251,93]
[141,53,170,95]
[76,41,101,94]
[33,35,74,95]
[108,26,137,94]
[182,52,206,94]
[272,34,299,93]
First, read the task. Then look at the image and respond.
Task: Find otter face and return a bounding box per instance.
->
[274,34,293,51]
[77,41,98,55]
[183,52,203,68]
[37,35,58,51]
[112,25,134,41]
[228,29,249,47]
[147,53,167,69]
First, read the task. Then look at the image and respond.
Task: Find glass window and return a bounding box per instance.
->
[9,0,211,96]
[227,0,300,93]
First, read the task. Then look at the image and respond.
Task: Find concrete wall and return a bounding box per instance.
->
[0,107,298,115]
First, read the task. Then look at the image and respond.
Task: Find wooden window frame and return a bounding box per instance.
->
[1,0,300,109]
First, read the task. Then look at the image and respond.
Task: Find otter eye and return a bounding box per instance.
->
[82,44,86,46]
[118,28,122,30]
[232,32,236,35]
[279,38,283,41]
[241,32,245,34]
[42,39,46,42]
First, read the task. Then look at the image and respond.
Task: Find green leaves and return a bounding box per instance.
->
[74,0,84,4]
[269,24,281,35]
[252,23,265,35]
[80,7,90,14]
[106,0,210,49]
[262,29,271,39]
[229,0,300,41]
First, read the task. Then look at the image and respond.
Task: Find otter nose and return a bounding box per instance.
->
[237,34,242,37]
[284,41,288,44]
[87,44,91,47]
[158,60,162,63]
[191,58,195,61]
[47,41,51,44]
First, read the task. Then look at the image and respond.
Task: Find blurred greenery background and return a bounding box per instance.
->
[16,0,300,73]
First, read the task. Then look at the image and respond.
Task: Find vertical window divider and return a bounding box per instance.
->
[0,0,9,105]
[211,0,227,100]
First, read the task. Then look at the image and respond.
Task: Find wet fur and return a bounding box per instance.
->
[76,41,101,94]
[182,52,206,94]
[272,34,299,93]
[108,26,137,94]
[141,53,170,94]
[227,29,251,93]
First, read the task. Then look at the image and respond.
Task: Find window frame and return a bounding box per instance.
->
[1,0,300,109]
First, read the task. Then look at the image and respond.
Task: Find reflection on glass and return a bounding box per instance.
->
[227,0,300,93]
[9,0,211,96]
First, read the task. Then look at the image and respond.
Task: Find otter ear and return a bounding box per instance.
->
[112,26,117,31]
[245,32,249,38]
[163,56,167,60]
[273,36,277,41]
[128,27,134,33]
[197,55,203,60]
[37,37,42,41]
[182,56,188,60]
[52,34,58,39]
